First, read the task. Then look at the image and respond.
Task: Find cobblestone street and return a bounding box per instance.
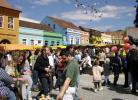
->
[79,74,138,100]
[33,74,138,100]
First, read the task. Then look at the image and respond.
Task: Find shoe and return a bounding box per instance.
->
[123,85,129,89]
[132,90,137,94]
[94,89,98,93]
[98,87,103,91]
[55,88,59,91]
[32,87,39,92]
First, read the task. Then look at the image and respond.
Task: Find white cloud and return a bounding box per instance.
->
[100,5,135,18]
[60,10,101,21]
[19,17,40,23]
[28,0,71,6]
[59,5,135,21]
[34,0,58,5]
[93,25,113,31]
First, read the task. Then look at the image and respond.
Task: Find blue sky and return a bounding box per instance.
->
[7,0,136,31]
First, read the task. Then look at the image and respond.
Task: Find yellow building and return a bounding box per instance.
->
[79,26,102,44]
[0,0,21,44]
[105,30,124,45]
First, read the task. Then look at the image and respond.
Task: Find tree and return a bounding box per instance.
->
[134,0,138,27]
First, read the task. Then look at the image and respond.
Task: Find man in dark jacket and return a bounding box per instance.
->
[127,49,138,94]
[127,48,138,94]
[34,46,51,98]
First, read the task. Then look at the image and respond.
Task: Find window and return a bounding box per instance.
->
[8,17,14,29]
[30,40,34,45]
[76,38,80,45]
[48,24,50,27]
[57,41,60,45]
[51,41,55,46]
[22,39,27,45]
[38,40,42,45]
[53,24,56,29]
[0,15,3,28]
[71,37,73,44]
[45,41,48,46]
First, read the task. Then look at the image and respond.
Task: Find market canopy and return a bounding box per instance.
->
[0,44,34,51]
[0,44,66,51]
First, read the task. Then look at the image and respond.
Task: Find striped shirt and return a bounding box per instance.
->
[0,68,14,97]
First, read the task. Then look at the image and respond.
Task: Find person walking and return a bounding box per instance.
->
[56,50,79,100]
[34,46,51,99]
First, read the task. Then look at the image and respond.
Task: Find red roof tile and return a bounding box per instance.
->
[19,20,54,32]
[47,16,79,30]
[0,0,21,12]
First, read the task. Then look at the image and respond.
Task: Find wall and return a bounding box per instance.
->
[80,30,89,45]
[43,31,63,46]
[41,17,66,44]
[0,7,20,44]
[41,17,81,45]
[101,33,112,44]
[19,27,44,45]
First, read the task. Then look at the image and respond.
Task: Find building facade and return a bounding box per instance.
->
[43,32,62,46]
[41,16,80,45]
[105,30,124,45]
[101,33,112,44]
[79,30,89,45]
[19,20,62,46]
[0,0,20,44]
[79,26,102,44]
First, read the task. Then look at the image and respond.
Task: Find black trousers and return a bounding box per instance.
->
[131,73,137,92]
[113,73,119,85]
[38,77,49,96]
[123,68,128,87]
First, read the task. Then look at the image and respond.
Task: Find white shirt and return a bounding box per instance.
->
[48,55,55,68]
[86,56,92,67]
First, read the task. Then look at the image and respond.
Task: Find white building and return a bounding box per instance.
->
[101,33,112,44]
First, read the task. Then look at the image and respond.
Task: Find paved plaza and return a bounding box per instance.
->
[79,74,138,100]
[33,74,138,100]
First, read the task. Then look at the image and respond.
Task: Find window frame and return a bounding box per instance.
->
[45,41,48,46]
[30,39,34,45]
[8,16,14,29]
[22,39,27,45]
[38,40,42,45]
[57,41,60,46]
[0,15,3,28]
[51,41,55,46]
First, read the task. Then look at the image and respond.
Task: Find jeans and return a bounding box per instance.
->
[55,70,63,89]
[7,90,16,100]
[32,70,39,86]
[38,77,49,96]
[21,75,33,100]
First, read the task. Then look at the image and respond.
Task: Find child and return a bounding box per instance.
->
[92,59,103,92]
[103,55,110,86]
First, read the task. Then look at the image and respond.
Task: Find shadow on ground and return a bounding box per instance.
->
[112,98,123,100]
[82,87,95,92]
[107,83,138,96]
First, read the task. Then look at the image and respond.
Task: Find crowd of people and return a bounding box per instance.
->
[0,44,138,100]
